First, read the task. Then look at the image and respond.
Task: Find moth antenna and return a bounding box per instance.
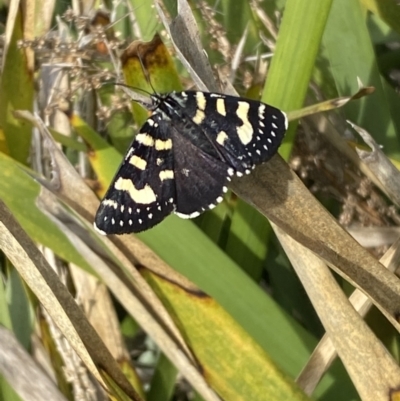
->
[137,44,158,96]
[111,82,151,96]
[108,82,153,109]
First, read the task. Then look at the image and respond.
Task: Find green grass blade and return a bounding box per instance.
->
[224,200,270,280]
[0,10,34,164]
[0,152,93,273]
[147,354,178,401]
[361,0,400,35]
[262,0,333,159]
[323,0,400,157]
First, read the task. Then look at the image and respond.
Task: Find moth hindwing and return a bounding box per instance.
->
[94,91,288,235]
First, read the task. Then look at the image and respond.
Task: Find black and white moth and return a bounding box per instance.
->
[94,91,287,235]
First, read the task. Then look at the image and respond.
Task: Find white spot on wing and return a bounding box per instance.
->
[196,92,207,109]
[192,109,205,125]
[125,147,134,159]
[192,92,207,124]
[115,177,157,204]
[283,111,288,130]
[102,199,118,209]
[93,223,107,236]
[159,170,174,181]
[258,104,266,120]
[129,155,147,170]
[155,139,172,150]
[216,130,228,146]
[236,101,254,145]
[216,98,226,116]
[176,211,201,219]
[135,133,155,146]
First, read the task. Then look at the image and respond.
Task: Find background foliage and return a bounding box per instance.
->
[1,0,400,401]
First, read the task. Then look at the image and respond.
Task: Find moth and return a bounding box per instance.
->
[94,91,287,235]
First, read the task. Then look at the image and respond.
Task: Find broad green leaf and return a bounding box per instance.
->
[144,269,311,401]
[137,216,358,400]
[224,200,269,280]
[0,151,92,272]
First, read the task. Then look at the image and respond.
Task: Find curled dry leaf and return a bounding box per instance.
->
[349,120,400,207]
[287,86,375,121]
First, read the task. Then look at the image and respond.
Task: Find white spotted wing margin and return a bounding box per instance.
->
[94,90,287,235]
[94,115,176,234]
